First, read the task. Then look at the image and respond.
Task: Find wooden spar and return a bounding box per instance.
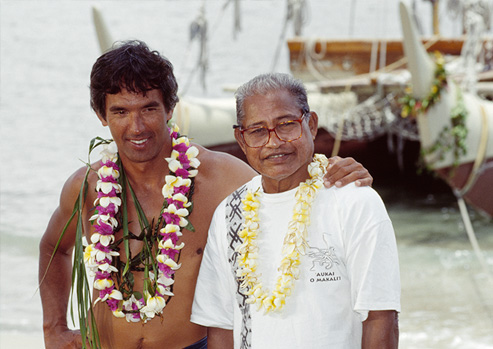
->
[287,37,468,82]
[432,0,440,36]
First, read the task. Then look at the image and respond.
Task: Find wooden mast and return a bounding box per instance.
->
[432,0,440,35]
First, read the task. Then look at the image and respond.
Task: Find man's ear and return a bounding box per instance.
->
[308,111,318,140]
[96,113,108,126]
[166,108,174,122]
[234,128,248,156]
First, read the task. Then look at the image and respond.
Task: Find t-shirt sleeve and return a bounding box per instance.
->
[191,202,235,329]
[336,186,401,320]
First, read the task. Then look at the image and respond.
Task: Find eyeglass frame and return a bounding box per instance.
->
[233,111,310,148]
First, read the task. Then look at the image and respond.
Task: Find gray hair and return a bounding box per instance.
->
[234,73,310,125]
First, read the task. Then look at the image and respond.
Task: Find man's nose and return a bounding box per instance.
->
[265,128,283,147]
[129,112,145,133]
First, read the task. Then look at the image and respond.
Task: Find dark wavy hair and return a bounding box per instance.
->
[90,40,179,119]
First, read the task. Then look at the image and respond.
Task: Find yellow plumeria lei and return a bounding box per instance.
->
[84,123,200,323]
[236,154,328,313]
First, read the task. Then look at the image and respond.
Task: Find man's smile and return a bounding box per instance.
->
[264,152,292,160]
[130,138,149,145]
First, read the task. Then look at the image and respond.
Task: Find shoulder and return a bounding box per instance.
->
[65,162,100,189]
[321,183,390,222]
[326,183,383,203]
[221,175,259,207]
[60,162,100,208]
[194,144,257,190]
[195,144,252,172]
[40,162,100,251]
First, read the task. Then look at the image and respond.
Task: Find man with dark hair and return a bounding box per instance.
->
[39,41,373,348]
[90,40,179,119]
[191,73,400,348]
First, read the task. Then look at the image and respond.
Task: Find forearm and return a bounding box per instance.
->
[207,327,234,349]
[39,236,74,333]
[362,310,399,349]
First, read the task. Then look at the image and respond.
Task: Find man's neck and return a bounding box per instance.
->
[119,152,171,192]
[261,172,310,194]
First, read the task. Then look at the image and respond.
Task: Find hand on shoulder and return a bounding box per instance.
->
[324,156,373,188]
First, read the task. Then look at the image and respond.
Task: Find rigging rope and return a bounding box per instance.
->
[313,92,399,141]
[271,0,309,72]
[456,197,493,284]
[213,0,242,39]
[181,3,209,95]
[296,35,445,146]
[181,0,242,96]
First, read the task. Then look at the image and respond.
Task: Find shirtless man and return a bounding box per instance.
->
[39,40,373,349]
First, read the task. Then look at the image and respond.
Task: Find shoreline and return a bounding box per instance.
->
[0,331,44,348]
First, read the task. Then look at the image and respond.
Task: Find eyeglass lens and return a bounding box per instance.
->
[243,119,303,147]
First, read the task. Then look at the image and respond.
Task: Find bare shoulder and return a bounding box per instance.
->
[195,144,256,182]
[54,161,102,231]
[61,163,99,206]
[194,144,256,194]
[40,163,99,252]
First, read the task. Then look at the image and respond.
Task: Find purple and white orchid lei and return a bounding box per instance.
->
[84,123,200,323]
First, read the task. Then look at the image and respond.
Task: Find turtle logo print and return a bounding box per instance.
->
[308,234,342,283]
[308,233,340,271]
[308,246,340,271]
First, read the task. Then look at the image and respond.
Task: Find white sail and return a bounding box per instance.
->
[399,1,493,169]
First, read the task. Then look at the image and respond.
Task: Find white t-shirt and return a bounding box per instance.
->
[191,176,400,349]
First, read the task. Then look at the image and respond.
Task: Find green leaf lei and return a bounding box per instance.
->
[43,128,198,348]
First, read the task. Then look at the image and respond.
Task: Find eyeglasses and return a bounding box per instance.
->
[233,112,309,148]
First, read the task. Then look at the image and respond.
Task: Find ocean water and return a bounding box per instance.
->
[0,0,492,348]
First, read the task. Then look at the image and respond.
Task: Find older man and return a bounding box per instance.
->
[191,73,401,348]
[39,41,373,349]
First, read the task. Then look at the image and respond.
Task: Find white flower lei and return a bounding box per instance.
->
[84,123,200,323]
[236,154,328,313]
